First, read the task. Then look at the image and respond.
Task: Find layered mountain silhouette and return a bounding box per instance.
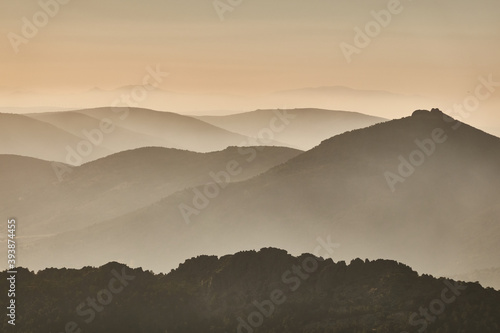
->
[8,109,499,291]
[22,107,260,163]
[0,108,258,164]
[1,248,499,332]
[28,111,171,158]
[0,107,384,164]
[196,108,386,150]
[0,145,301,242]
[269,86,437,119]
[0,113,113,163]
[73,107,266,153]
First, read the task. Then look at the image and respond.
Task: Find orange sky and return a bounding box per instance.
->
[0,0,499,125]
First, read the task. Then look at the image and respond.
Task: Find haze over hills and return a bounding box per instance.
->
[11,109,500,290]
[2,0,498,330]
[268,86,438,120]
[0,145,301,243]
[0,85,433,120]
[1,107,290,164]
[1,107,385,164]
[196,108,387,150]
[0,113,113,163]
[179,109,499,279]
[1,248,500,332]
[27,111,171,157]
[75,107,268,153]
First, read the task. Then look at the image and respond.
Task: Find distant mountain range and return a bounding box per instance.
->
[0,113,113,163]
[270,86,437,118]
[0,107,383,164]
[1,248,499,332]
[0,85,437,119]
[3,108,499,290]
[196,108,386,150]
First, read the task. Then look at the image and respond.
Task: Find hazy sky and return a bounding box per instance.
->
[0,0,499,120]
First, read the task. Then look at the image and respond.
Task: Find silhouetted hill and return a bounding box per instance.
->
[196,108,386,150]
[0,146,301,261]
[4,107,287,164]
[19,110,500,289]
[186,109,500,276]
[28,111,170,156]
[1,249,499,332]
[0,113,113,163]
[77,107,282,153]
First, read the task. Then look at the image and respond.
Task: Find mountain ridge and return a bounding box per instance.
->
[196,108,387,150]
[0,145,301,241]
[1,248,499,332]
[6,109,500,290]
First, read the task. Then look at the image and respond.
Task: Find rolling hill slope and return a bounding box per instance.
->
[0,113,113,163]
[77,107,280,152]
[27,111,171,156]
[10,110,500,289]
[196,108,387,150]
[5,107,287,164]
[0,146,301,256]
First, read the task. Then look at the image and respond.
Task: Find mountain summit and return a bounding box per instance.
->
[8,110,500,289]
